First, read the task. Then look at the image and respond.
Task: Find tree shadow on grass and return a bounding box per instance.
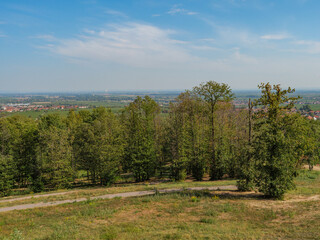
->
[158,189,266,201]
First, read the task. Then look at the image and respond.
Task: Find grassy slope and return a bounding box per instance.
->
[0,170,320,240]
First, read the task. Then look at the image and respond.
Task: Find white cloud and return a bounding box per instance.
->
[294,40,320,54]
[43,23,196,68]
[232,49,258,64]
[216,26,259,45]
[83,29,96,35]
[191,45,220,51]
[31,34,56,41]
[260,33,291,40]
[36,22,270,73]
[0,31,7,37]
[105,9,127,18]
[167,5,198,15]
[200,38,216,43]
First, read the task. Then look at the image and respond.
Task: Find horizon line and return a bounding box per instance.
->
[1,88,320,95]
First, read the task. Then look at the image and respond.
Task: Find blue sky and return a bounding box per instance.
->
[1,0,320,92]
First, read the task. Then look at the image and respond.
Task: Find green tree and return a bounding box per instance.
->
[167,91,210,181]
[6,116,41,191]
[0,154,15,196]
[167,92,192,181]
[38,114,73,189]
[214,103,248,179]
[92,108,124,185]
[73,107,123,185]
[192,81,234,180]
[241,83,305,199]
[300,118,320,170]
[122,96,160,182]
[300,104,312,112]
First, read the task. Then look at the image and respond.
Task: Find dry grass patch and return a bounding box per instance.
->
[1,192,319,239]
[1,170,320,239]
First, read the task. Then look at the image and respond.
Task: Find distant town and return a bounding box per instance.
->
[0,103,88,113]
[1,92,320,121]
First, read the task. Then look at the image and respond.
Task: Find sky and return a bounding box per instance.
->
[1,0,320,92]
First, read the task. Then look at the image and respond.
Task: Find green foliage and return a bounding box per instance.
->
[240,83,305,199]
[192,81,235,180]
[38,114,73,189]
[73,107,124,185]
[167,92,209,181]
[6,116,42,190]
[0,81,316,199]
[8,229,24,240]
[170,158,187,181]
[0,155,15,196]
[302,119,320,170]
[122,96,160,182]
[300,104,312,112]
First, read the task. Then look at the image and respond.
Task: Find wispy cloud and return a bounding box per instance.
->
[232,48,258,64]
[0,21,6,25]
[294,40,320,54]
[0,30,7,38]
[191,45,221,51]
[260,33,291,40]
[40,23,196,67]
[215,26,259,45]
[167,5,198,15]
[105,9,127,18]
[83,29,96,35]
[31,34,56,41]
[200,38,216,43]
[8,4,38,14]
[35,21,272,71]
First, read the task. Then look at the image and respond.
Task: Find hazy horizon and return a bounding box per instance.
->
[2,89,320,96]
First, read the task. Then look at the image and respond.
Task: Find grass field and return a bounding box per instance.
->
[298,103,320,111]
[0,170,319,240]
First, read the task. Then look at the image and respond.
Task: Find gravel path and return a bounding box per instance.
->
[0,185,237,213]
[0,191,74,204]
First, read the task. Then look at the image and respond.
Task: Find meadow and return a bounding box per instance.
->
[0,169,319,240]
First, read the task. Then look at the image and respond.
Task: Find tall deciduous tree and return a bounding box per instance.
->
[38,114,73,189]
[73,107,124,185]
[167,91,209,181]
[7,116,41,191]
[0,154,15,196]
[192,81,234,180]
[122,96,160,182]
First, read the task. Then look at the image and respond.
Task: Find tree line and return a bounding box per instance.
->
[1,81,319,199]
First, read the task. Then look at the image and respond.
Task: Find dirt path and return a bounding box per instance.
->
[0,185,237,213]
[0,191,75,204]
[303,164,320,171]
[247,194,320,210]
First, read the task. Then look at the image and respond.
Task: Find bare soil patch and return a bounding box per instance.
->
[303,164,320,171]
